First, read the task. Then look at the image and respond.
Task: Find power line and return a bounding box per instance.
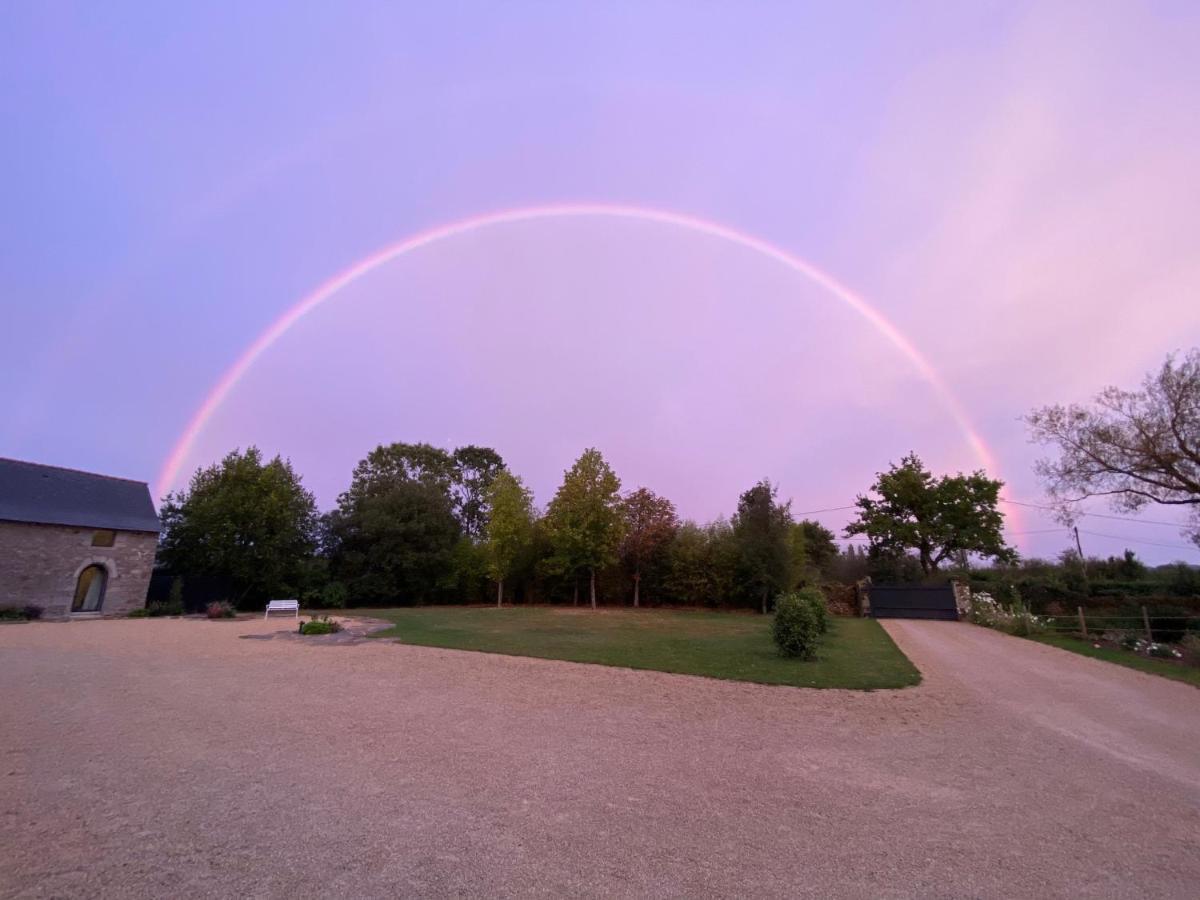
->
[1076,529,1197,552]
[793,505,856,516]
[999,497,1188,528]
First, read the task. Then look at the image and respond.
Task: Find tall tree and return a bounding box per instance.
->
[158,447,318,605]
[620,488,678,607]
[452,445,506,538]
[732,480,794,614]
[327,478,461,605]
[483,470,535,606]
[845,453,1015,575]
[343,441,506,538]
[1027,349,1200,547]
[544,449,625,609]
[344,442,455,505]
[791,519,839,581]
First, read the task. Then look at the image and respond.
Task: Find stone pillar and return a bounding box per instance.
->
[951,579,971,620]
[855,577,872,617]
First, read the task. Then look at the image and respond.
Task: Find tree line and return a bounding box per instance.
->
[157,348,1198,611]
[158,443,854,611]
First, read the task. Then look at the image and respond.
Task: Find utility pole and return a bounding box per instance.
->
[1073,526,1087,573]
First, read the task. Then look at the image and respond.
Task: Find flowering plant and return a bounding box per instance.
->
[969,591,1046,636]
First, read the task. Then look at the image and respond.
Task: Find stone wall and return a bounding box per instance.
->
[0,521,158,618]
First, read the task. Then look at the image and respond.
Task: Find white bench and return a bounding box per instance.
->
[264,599,300,619]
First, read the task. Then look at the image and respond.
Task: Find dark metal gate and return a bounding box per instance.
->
[868,584,958,620]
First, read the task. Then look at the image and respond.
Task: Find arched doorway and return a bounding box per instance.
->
[72,564,108,613]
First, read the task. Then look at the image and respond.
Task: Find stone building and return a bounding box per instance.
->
[0,458,160,617]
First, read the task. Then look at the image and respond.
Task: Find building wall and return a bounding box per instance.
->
[0,521,158,617]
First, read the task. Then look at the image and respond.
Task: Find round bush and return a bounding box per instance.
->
[299,617,344,636]
[796,586,829,634]
[773,593,820,659]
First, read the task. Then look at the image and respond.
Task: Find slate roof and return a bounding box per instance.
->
[0,458,160,533]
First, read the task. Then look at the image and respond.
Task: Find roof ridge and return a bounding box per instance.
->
[0,457,149,486]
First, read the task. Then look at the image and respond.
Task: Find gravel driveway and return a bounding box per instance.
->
[2,616,1198,898]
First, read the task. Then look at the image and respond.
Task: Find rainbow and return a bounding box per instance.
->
[157,203,1009,527]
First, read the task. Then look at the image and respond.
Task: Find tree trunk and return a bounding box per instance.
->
[761,587,768,615]
[497,578,503,608]
[633,572,640,608]
[590,568,597,610]
[573,579,578,607]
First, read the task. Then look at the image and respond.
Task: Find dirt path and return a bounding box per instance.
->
[2,617,1198,898]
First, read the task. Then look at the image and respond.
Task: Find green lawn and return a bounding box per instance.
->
[1032,633,1200,688]
[345,606,921,690]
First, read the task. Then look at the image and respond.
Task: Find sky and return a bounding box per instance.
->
[2,2,1199,563]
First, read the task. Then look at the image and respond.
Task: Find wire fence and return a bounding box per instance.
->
[1042,606,1200,642]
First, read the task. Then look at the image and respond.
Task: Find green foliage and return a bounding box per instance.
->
[1165,563,1200,598]
[796,585,829,633]
[791,520,839,581]
[451,445,506,538]
[732,480,794,613]
[483,470,536,604]
[158,447,318,606]
[320,581,348,609]
[543,449,625,608]
[620,487,678,606]
[299,615,344,635]
[845,452,1016,575]
[205,601,236,619]
[772,592,820,659]
[168,576,184,609]
[0,605,43,621]
[328,476,461,606]
[126,607,150,618]
[146,598,183,617]
[338,441,506,538]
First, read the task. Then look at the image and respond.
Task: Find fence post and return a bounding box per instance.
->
[1142,605,1153,642]
[1077,606,1087,637]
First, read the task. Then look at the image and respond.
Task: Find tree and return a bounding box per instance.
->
[1027,350,1200,547]
[544,449,625,609]
[790,519,839,582]
[158,447,318,606]
[452,445,506,538]
[620,488,678,607]
[327,478,461,605]
[732,480,794,614]
[341,442,506,538]
[483,470,535,606]
[845,453,1015,575]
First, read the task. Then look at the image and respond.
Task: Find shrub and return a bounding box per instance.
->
[0,605,43,621]
[205,601,237,619]
[772,593,820,659]
[312,581,348,609]
[969,590,1046,636]
[299,615,344,636]
[796,585,829,634]
[146,599,183,617]
[127,607,150,618]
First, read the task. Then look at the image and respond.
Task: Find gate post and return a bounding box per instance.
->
[950,579,971,621]
[856,578,871,617]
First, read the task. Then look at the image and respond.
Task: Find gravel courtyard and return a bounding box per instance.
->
[3,616,1198,898]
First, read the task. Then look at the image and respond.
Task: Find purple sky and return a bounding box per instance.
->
[3,2,1199,563]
